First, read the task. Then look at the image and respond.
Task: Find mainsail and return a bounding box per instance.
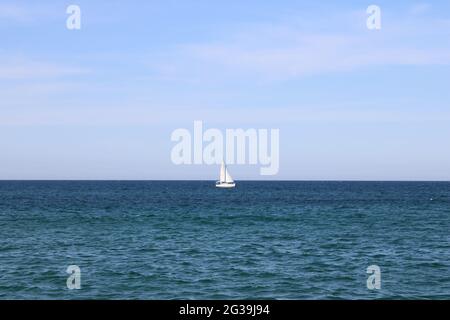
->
[225,168,234,183]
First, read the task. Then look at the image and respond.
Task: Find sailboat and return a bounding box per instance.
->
[216,161,235,188]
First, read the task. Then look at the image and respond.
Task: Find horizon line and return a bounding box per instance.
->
[0,179,449,182]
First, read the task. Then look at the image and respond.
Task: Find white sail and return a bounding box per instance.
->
[225,168,234,183]
[216,160,235,188]
[219,161,226,182]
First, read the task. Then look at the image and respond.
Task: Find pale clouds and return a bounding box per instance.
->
[1,104,449,126]
[0,58,90,79]
[184,38,450,79]
[0,3,29,21]
[153,7,450,81]
[409,3,431,15]
[0,2,60,23]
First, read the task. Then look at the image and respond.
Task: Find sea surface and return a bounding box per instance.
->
[0,181,449,299]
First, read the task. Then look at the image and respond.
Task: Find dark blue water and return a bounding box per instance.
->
[0,181,449,299]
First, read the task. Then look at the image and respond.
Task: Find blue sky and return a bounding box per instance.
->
[1,0,450,180]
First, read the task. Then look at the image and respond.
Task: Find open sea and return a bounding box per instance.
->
[0,181,449,299]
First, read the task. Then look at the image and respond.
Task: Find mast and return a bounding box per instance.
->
[219,161,226,182]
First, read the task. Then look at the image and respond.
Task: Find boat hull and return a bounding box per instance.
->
[215,182,236,188]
